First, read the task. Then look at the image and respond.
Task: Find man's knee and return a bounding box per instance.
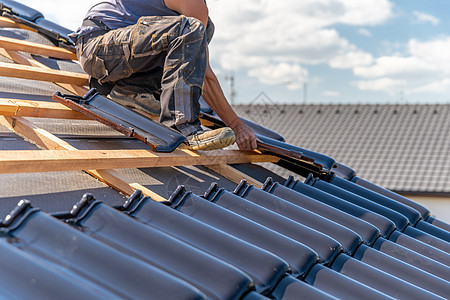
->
[182,17,207,44]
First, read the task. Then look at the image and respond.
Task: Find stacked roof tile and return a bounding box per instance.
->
[0,1,448,299]
[233,104,450,195]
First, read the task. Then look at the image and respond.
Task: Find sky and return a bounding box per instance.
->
[17,0,450,104]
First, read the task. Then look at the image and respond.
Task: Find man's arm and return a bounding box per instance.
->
[165,0,257,150]
[202,62,258,150]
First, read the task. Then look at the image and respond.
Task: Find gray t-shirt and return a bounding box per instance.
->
[85,0,178,29]
[70,0,179,40]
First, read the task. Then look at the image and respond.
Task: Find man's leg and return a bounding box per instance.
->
[105,17,214,97]
[78,16,206,135]
[140,16,207,136]
[77,16,234,150]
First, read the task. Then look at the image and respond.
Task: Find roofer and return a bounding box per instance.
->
[70,0,257,151]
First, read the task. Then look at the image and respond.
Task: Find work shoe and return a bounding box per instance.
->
[183,127,235,151]
[109,90,161,116]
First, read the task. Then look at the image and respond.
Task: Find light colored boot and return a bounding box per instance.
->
[183,127,236,151]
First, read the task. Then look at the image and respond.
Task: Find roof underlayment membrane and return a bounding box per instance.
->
[0,2,448,299]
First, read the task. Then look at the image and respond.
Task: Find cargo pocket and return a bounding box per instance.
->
[80,52,108,82]
[131,16,178,58]
[90,55,109,82]
[101,54,133,83]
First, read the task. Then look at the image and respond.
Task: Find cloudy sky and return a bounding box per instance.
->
[19,0,450,104]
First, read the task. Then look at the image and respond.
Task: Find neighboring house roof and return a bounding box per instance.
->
[234,103,450,194]
[0,1,449,299]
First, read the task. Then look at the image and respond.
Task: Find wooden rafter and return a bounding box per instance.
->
[0,116,75,151]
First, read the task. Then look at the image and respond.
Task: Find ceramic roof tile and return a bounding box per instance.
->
[1,178,449,299]
[233,103,450,193]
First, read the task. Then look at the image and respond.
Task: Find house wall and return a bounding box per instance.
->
[402,194,450,223]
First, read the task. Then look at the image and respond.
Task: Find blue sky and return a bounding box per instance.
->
[19,0,450,104]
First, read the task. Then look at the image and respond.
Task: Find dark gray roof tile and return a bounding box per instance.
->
[233,103,450,193]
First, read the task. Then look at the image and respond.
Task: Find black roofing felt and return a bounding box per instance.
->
[0,1,449,299]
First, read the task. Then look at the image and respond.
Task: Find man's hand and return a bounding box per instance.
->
[230,119,258,150]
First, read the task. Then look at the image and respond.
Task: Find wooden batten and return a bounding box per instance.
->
[0,49,88,95]
[0,61,89,85]
[0,99,88,119]
[91,169,168,202]
[0,36,77,60]
[0,16,37,31]
[0,149,277,174]
[0,100,17,116]
[206,164,264,188]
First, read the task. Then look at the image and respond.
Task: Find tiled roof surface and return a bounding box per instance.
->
[233,104,450,194]
[0,1,449,299]
[1,175,449,299]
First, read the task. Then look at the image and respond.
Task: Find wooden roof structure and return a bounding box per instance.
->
[0,17,280,201]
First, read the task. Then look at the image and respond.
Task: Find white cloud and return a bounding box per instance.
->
[353,56,436,78]
[358,28,372,37]
[323,91,340,97]
[208,0,393,90]
[330,50,374,69]
[408,37,450,71]
[413,11,440,26]
[411,79,450,94]
[332,0,393,25]
[247,63,308,90]
[353,78,407,93]
[349,36,450,95]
